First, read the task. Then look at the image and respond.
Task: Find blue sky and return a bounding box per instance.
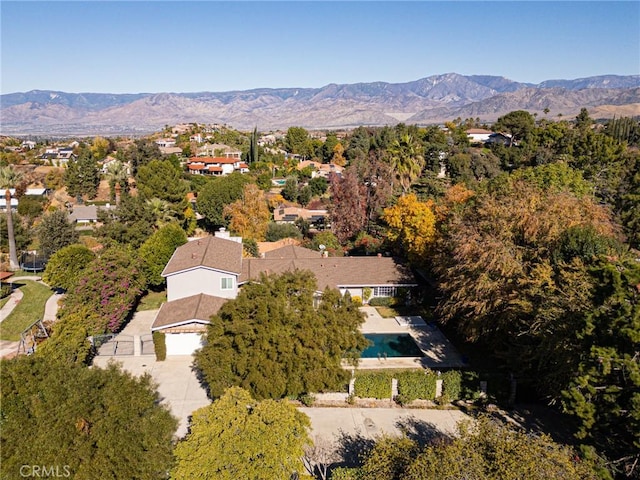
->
[1,1,638,94]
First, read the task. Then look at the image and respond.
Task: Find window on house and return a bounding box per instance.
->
[373,286,394,297]
[221,277,234,290]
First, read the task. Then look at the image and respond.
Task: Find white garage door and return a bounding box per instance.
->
[165,333,203,355]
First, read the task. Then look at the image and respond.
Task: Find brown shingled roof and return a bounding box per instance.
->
[162,236,243,276]
[263,245,322,259]
[240,256,416,291]
[151,293,227,331]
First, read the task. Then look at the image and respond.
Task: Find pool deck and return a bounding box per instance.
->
[351,307,466,370]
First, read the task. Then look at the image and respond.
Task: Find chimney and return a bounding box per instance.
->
[377,253,382,258]
[215,227,230,239]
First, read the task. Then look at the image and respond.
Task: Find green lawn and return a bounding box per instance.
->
[0,280,53,341]
[136,290,167,311]
[373,305,432,319]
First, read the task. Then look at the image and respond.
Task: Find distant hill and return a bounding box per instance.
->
[1,73,639,135]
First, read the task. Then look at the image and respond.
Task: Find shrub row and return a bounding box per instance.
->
[396,370,438,403]
[354,371,393,399]
[352,369,510,403]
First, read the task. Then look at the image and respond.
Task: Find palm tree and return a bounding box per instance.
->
[388,133,425,194]
[146,198,178,229]
[0,166,23,270]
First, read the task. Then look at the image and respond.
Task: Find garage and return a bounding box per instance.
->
[164,332,204,356]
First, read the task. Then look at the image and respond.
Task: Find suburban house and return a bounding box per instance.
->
[297,160,344,179]
[68,205,99,225]
[186,157,249,176]
[273,205,329,227]
[466,128,493,143]
[486,132,516,146]
[41,147,76,165]
[152,230,417,355]
[195,143,242,159]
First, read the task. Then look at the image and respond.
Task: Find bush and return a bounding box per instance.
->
[396,370,438,403]
[441,370,462,401]
[362,287,372,303]
[298,393,315,406]
[351,295,363,307]
[354,371,392,399]
[461,370,482,400]
[153,331,166,361]
[368,297,392,307]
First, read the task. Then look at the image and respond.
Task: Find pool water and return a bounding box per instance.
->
[361,333,424,358]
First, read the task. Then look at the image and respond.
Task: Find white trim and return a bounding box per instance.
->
[162,265,241,278]
[151,319,211,332]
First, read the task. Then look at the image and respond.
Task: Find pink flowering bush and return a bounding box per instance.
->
[60,246,146,334]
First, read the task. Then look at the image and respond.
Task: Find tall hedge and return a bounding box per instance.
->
[396,370,438,402]
[354,371,393,399]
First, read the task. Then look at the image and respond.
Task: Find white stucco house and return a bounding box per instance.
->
[152,230,418,355]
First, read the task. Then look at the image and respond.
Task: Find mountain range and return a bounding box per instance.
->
[1,73,639,135]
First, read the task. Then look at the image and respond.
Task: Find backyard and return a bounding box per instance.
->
[0,280,53,341]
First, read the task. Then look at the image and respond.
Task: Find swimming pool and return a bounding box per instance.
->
[361,333,424,358]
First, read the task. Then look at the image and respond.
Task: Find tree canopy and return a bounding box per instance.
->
[172,387,311,480]
[195,270,367,400]
[42,244,95,291]
[138,223,188,288]
[196,173,253,229]
[36,210,79,258]
[344,416,599,480]
[1,357,177,480]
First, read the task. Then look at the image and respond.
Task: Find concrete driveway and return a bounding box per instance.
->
[92,309,210,438]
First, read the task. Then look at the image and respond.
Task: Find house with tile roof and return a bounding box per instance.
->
[186,157,249,176]
[152,229,418,355]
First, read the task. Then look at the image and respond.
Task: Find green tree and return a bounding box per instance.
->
[493,110,536,146]
[281,176,299,202]
[298,185,312,206]
[284,126,311,156]
[343,416,598,480]
[125,138,161,176]
[0,213,30,260]
[308,176,328,196]
[172,387,310,480]
[0,166,23,269]
[1,357,177,479]
[248,126,259,164]
[96,193,156,248]
[136,159,188,203]
[36,210,79,258]
[196,173,253,229]
[388,133,425,193]
[42,244,95,291]
[195,271,367,400]
[138,223,188,288]
[64,154,100,200]
[562,259,640,477]
[307,231,341,256]
[265,222,302,242]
